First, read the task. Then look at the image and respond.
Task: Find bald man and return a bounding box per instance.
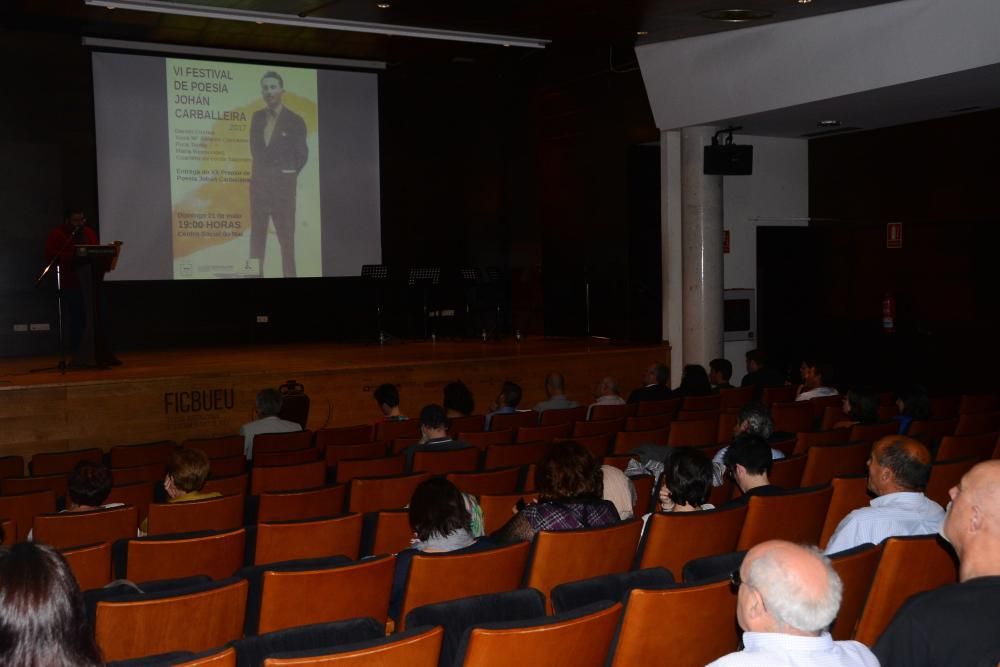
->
[824,436,944,554]
[708,540,878,666]
[587,376,625,418]
[533,372,580,413]
[874,460,1000,667]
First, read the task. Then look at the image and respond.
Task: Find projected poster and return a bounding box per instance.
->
[165,59,321,279]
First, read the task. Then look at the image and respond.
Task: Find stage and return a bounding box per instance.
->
[0,339,669,459]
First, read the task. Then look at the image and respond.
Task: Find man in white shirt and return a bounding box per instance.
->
[796,360,840,401]
[708,540,878,667]
[825,435,944,554]
[533,372,580,413]
[240,388,302,460]
[586,376,625,419]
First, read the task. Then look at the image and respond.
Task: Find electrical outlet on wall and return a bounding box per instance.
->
[256,315,269,324]
[12,324,28,332]
[29,323,51,332]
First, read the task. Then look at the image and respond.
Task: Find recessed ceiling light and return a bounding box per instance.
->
[376,2,390,8]
[817,120,841,127]
[700,9,774,22]
[636,30,649,36]
[798,0,813,4]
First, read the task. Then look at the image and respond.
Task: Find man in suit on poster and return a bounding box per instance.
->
[249,71,308,278]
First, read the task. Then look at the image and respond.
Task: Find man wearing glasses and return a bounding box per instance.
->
[709,540,878,666]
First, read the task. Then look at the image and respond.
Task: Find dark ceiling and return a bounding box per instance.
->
[3,0,908,65]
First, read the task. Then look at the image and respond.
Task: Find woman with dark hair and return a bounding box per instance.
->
[834,386,880,429]
[673,364,713,398]
[492,441,620,543]
[895,385,931,434]
[443,380,475,419]
[0,542,102,666]
[641,448,715,534]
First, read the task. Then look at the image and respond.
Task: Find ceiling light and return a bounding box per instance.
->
[83,0,550,48]
[700,9,774,22]
[376,2,390,8]
[817,120,841,127]
[636,30,649,36]
[798,0,812,4]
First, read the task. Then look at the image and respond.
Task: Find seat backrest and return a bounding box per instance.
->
[412,448,481,475]
[203,474,249,497]
[61,541,112,591]
[767,455,807,489]
[459,430,515,451]
[526,520,643,613]
[716,413,738,444]
[314,424,373,448]
[515,422,572,443]
[372,510,412,555]
[446,467,520,497]
[736,485,834,550]
[610,581,738,667]
[450,415,487,434]
[636,398,680,417]
[770,402,815,434]
[555,435,610,461]
[637,505,748,576]
[147,494,244,535]
[676,409,721,422]
[819,405,844,431]
[613,427,669,454]
[262,626,443,667]
[954,410,1000,436]
[30,447,103,476]
[793,428,850,455]
[400,542,531,630]
[254,448,322,468]
[539,406,587,427]
[1,473,69,499]
[207,456,247,478]
[601,455,633,472]
[854,535,958,645]
[682,394,722,412]
[126,528,246,583]
[707,479,734,507]
[33,505,137,549]
[348,473,431,514]
[182,435,244,460]
[490,411,540,432]
[483,441,549,469]
[625,413,673,432]
[630,475,654,515]
[0,519,14,546]
[588,404,635,421]
[907,417,958,441]
[573,417,626,438]
[255,513,362,564]
[819,476,872,549]
[761,386,796,405]
[828,543,884,641]
[800,440,871,487]
[925,457,977,507]
[849,421,900,443]
[718,386,754,410]
[0,490,57,541]
[110,440,177,469]
[258,555,395,633]
[258,485,346,523]
[95,578,247,662]
[0,456,24,480]
[178,646,237,667]
[375,419,421,442]
[929,396,961,419]
[325,442,386,467]
[479,494,539,534]
[936,431,998,462]
[458,601,623,667]
[111,463,167,487]
[335,456,406,484]
[252,460,327,495]
[253,431,314,456]
[958,393,1000,415]
[667,418,718,447]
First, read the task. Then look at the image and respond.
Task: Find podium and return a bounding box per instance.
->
[73,243,121,367]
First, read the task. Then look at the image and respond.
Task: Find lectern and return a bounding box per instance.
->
[73,243,121,367]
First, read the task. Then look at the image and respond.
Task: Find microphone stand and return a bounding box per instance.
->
[32,226,81,374]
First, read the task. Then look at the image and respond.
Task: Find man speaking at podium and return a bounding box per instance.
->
[249,71,308,278]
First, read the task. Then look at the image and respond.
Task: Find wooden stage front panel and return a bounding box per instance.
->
[0,340,669,459]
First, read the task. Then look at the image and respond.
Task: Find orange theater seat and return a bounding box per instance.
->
[412,448,481,475]
[768,455,806,489]
[958,393,1000,415]
[736,485,833,551]
[636,398,680,417]
[682,394,722,412]
[203,474,248,497]
[490,411,540,432]
[625,413,673,432]
[667,419,718,448]
[126,529,246,583]
[325,442,386,467]
[800,441,870,487]
[459,430,515,451]
[588,404,635,421]
[819,476,872,549]
[447,467,520,497]
[516,422,572,443]
[770,402,814,434]
[111,463,166,486]
[0,456,25,480]
[761,386,796,405]
[449,415,487,434]
[106,482,155,528]
[924,458,977,507]
[935,432,997,462]
[793,428,850,455]
[255,513,362,564]
[146,494,244,535]
[253,431,314,456]
[30,447,103,476]
[253,448,322,468]
[0,490,57,541]
[907,418,958,441]
[483,441,549,469]
[718,386,754,410]
[263,626,442,667]
[61,541,113,591]
[110,440,177,469]
[1,519,14,546]
[829,543,883,640]
[375,419,421,443]
[954,411,1000,436]
[479,493,538,534]
[539,406,587,427]
[335,456,406,484]
[555,435,611,461]
[348,473,431,514]
[178,647,237,667]
[613,427,669,454]
[257,485,346,523]
[33,505,137,549]
[207,456,247,478]
[849,421,900,443]
[1,474,69,499]
[314,425,373,449]
[637,505,748,577]
[573,417,626,438]
[371,510,413,555]
[182,435,244,460]
[251,460,327,495]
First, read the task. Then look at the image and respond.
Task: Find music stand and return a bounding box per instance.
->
[361,264,391,344]
[408,268,441,339]
[458,268,481,338]
[483,266,506,340]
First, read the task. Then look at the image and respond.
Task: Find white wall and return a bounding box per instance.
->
[722,135,809,384]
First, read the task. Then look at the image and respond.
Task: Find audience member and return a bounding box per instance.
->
[373,383,407,422]
[722,434,784,506]
[484,381,522,430]
[0,542,103,666]
[601,465,637,520]
[240,387,302,460]
[673,364,713,398]
[707,541,878,666]
[796,360,839,401]
[894,384,931,435]
[642,448,716,531]
[825,435,944,554]
[874,460,1000,666]
[388,477,492,621]
[533,372,580,413]
[740,349,786,399]
[712,402,786,486]
[66,461,121,512]
[442,380,475,419]
[492,440,619,543]
[626,362,673,404]
[404,404,475,472]
[163,447,220,505]
[709,358,734,390]
[833,386,880,429]
[587,376,625,418]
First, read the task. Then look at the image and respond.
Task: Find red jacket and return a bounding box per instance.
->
[44,223,99,289]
